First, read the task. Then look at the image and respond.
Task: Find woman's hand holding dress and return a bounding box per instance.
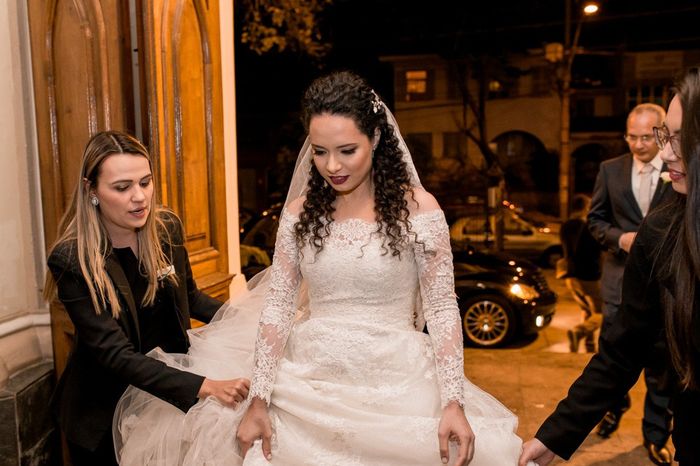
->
[237,398,273,460]
[438,401,475,465]
[412,208,471,464]
[237,211,301,460]
[519,438,555,466]
[198,377,250,408]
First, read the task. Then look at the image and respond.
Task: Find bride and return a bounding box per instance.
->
[114,71,531,465]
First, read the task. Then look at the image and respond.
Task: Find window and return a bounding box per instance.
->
[573,98,595,119]
[402,69,434,102]
[443,132,468,159]
[627,84,670,110]
[407,70,427,94]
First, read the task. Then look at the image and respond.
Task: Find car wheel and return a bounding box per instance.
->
[461,295,516,348]
[541,246,562,269]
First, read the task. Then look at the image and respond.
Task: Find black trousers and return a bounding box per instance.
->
[673,390,700,465]
[602,301,672,445]
[67,432,118,466]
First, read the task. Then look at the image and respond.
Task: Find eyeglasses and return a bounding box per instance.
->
[653,125,681,157]
[623,134,655,144]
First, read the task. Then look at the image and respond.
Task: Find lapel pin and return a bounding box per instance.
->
[157,265,175,281]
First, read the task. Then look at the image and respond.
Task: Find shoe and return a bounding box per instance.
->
[567,329,581,353]
[584,336,596,353]
[643,439,672,466]
[596,411,622,438]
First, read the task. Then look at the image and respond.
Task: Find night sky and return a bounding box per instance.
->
[234,0,700,193]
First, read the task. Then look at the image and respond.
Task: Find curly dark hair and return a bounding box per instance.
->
[295,71,416,256]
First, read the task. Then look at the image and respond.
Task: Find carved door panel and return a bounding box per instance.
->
[139,0,232,302]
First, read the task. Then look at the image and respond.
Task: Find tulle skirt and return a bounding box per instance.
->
[114,302,529,465]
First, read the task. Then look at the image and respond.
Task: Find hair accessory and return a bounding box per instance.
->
[90,196,99,206]
[370,90,383,114]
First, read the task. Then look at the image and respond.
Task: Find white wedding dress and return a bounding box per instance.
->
[114,209,528,465]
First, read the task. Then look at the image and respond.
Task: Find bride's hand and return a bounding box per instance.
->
[198,377,250,408]
[236,397,273,460]
[438,401,474,465]
[519,438,555,466]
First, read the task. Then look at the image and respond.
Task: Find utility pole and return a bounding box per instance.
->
[558,0,599,220]
[559,0,573,220]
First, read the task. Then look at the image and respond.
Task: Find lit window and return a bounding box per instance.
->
[406,70,427,94]
[404,70,433,101]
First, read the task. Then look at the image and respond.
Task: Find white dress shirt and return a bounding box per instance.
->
[631,153,663,213]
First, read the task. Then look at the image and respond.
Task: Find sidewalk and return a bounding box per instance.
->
[463,270,670,465]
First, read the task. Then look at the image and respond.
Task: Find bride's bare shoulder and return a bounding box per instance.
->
[405,187,440,215]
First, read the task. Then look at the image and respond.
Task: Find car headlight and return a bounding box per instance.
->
[509,283,539,300]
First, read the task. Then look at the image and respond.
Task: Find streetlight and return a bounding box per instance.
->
[583,2,600,15]
[557,0,599,220]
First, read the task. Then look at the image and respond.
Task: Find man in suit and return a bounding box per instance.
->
[587,103,674,465]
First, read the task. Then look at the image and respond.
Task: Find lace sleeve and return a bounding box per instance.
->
[248,209,302,404]
[412,210,465,408]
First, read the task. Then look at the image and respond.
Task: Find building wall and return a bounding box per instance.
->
[485,95,560,149]
[393,96,560,168]
[387,55,562,171]
[0,0,51,389]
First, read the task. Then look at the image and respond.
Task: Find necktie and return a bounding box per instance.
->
[639,164,654,216]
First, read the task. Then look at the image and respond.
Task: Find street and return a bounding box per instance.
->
[463,269,671,465]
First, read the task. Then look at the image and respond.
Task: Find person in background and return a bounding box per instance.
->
[560,194,602,353]
[520,67,700,466]
[585,102,674,463]
[45,131,249,465]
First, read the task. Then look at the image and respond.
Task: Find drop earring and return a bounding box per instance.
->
[90,196,99,206]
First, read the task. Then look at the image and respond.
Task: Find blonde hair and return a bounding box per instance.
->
[44,131,176,318]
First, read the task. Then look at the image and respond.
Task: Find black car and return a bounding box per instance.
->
[452,243,556,347]
[240,207,557,348]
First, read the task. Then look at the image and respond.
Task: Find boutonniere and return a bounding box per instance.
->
[660,171,672,184]
[157,264,175,281]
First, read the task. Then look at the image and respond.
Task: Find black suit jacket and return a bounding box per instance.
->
[536,202,700,464]
[588,153,674,305]
[47,211,222,451]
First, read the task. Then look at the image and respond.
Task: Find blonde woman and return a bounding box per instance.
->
[45,131,249,465]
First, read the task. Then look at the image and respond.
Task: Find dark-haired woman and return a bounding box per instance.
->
[116,72,532,465]
[520,68,700,466]
[45,131,250,465]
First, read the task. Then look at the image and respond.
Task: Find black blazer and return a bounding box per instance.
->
[588,153,674,304]
[47,211,222,451]
[536,203,700,464]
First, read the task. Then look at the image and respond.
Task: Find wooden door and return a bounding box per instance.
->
[138,0,232,302]
[27,0,232,378]
[27,0,136,379]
